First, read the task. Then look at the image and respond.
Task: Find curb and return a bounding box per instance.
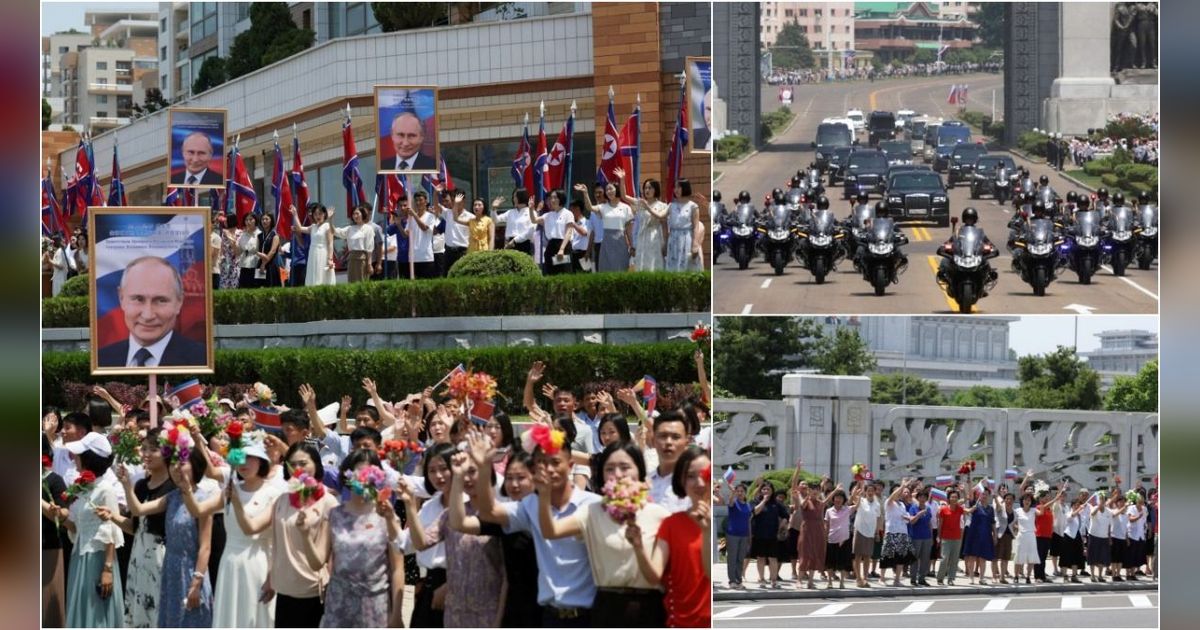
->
[717,111,800,168]
[714,579,1158,601]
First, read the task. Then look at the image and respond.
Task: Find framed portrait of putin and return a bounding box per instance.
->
[167,108,227,189]
[88,206,214,376]
[686,56,713,154]
[375,85,440,175]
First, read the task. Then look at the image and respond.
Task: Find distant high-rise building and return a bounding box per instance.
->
[49,10,157,131]
[761,3,858,69]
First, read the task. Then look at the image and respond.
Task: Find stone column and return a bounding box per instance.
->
[782,374,872,485]
[714,2,761,149]
[1043,2,1115,135]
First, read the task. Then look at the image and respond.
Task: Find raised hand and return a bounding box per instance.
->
[616,387,639,409]
[624,521,643,546]
[540,383,556,400]
[362,377,378,397]
[466,429,493,469]
[295,508,311,530]
[298,384,317,409]
[692,497,712,530]
[454,192,466,205]
[613,167,627,180]
[114,463,129,485]
[450,451,471,477]
[573,183,588,193]
[340,394,352,414]
[528,361,545,383]
[492,197,504,209]
[596,390,616,414]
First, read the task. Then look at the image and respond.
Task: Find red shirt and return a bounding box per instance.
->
[1035,505,1054,538]
[657,512,710,628]
[939,504,965,540]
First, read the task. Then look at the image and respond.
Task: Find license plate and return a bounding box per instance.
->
[908,208,927,216]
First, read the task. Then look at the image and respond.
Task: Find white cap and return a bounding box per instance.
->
[241,434,269,462]
[218,398,236,409]
[316,402,341,427]
[65,432,113,458]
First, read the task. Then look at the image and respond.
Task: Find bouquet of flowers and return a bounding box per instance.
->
[159,418,195,465]
[191,396,233,439]
[690,322,712,350]
[224,421,249,466]
[602,477,650,525]
[287,471,326,509]
[109,427,143,466]
[61,470,97,504]
[850,462,874,481]
[446,369,498,403]
[343,465,389,502]
[379,440,425,472]
[1125,489,1141,504]
[252,382,275,406]
[1033,479,1050,498]
[42,455,52,473]
[957,459,977,476]
[521,424,565,456]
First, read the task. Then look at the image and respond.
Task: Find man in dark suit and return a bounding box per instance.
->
[97,256,206,367]
[379,112,436,171]
[170,132,223,185]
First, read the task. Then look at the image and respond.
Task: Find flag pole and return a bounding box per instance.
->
[634,92,642,197]
[567,100,576,197]
[289,123,298,287]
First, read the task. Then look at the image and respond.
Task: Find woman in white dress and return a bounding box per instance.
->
[665,180,702,272]
[1012,493,1043,584]
[291,203,336,286]
[45,236,69,296]
[612,167,667,272]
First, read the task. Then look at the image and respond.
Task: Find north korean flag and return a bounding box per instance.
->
[617,107,640,198]
[41,176,65,236]
[546,111,574,192]
[342,117,368,219]
[107,144,126,207]
[290,135,309,224]
[596,99,621,187]
[230,148,259,228]
[272,138,293,241]
[511,120,533,193]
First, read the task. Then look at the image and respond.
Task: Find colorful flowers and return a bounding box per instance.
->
[1125,489,1140,504]
[690,322,712,347]
[253,382,275,405]
[957,459,977,476]
[850,462,874,481]
[526,424,565,456]
[343,465,389,503]
[223,422,262,467]
[601,477,650,525]
[379,440,424,473]
[41,455,51,471]
[192,395,232,439]
[159,418,194,464]
[287,471,326,509]
[61,470,97,504]
[109,427,143,466]
[445,369,498,403]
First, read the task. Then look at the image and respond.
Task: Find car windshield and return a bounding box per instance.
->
[817,125,851,146]
[938,127,971,146]
[849,153,888,170]
[848,113,863,121]
[911,122,927,135]
[975,157,1014,170]
[870,115,895,130]
[880,142,912,157]
[890,173,942,191]
[952,147,986,161]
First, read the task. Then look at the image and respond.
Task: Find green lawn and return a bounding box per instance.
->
[1064,168,1103,190]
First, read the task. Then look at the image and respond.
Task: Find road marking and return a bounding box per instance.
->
[901,601,935,614]
[926,255,975,313]
[983,598,1012,611]
[1098,266,1159,301]
[713,605,762,619]
[810,603,853,616]
[741,303,753,315]
[1128,594,1154,608]
[1062,596,1082,609]
[725,604,1149,622]
[761,278,772,289]
[869,88,878,111]
[1063,303,1097,314]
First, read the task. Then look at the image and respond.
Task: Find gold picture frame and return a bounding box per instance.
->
[686,56,713,155]
[375,85,441,175]
[167,107,229,189]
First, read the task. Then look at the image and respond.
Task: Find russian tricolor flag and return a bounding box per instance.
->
[930,488,948,502]
[1087,491,1103,508]
[723,466,736,485]
[934,474,955,488]
[1005,469,1019,481]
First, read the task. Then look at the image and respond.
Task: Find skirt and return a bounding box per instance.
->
[1087,534,1111,566]
[124,527,166,628]
[852,531,875,557]
[347,250,371,283]
[995,533,1014,561]
[1123,538,1146,569]
[239,266,258,288]
[597,229,631,272]
[1050,533,1063,557]
[748,536,777,559]
[275,593,324,628]
[825,539,853,572]
[1013,532,1040,564]
[780,528,799,562]
[880,532,915,568]
[66,549,125,628]
[410,568,446,628]
[1111,537,1127,564]
[592,588,666,627]
[1058,534,1086,569]
[42,548,65,628]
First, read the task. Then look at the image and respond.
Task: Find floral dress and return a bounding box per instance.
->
[219,229,240,289]
[665,200,697,271]
[440,507,505,627]
[320,505,391,628]
[157,489,213,628]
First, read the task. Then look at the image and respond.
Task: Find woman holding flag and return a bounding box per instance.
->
[961,486,998,585]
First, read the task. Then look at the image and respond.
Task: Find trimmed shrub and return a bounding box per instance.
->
[1101,173,1121,188]
[448,249,540,278]
[1017,131,1047,157]
[42,272,711,327]
[59,274,89,297]
[715,135,750,162]
[1083,159,1113,176]
[1102,117,1156,143]
[42,343,701,410]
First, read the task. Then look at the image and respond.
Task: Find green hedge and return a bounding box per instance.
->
[60,274,89,297]
[42,272,711,327]
[1017,131,1047,157]
[760,107,795,143]
[448,250,540,278]
[715,135,750,162]
[42,343,700,410]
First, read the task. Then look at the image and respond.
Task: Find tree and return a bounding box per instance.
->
[869,373,945,406]
[976,2,1006,49]
[813,327,877,376]
[911,48,937,65]
[192,56,227,94]
[1016,346,1102,410]
[132,88,169,118]
[1104,360,1157,412]
[42,98,51,130]
[714,317,825,400]
[372,2,446,31]
[949,385,1018,408]
[771,23,815,70]
[226,3,315,80]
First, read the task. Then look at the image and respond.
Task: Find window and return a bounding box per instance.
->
[799,9,807,17]
[160,46,167,60]
[96,61,107,70]
[160,17,167,32]
[302,9,311,31]
[815,25,822,33]
[846,25,851,33]
[800,25,808,33]
[59,46,69,54]
[96,111,108,117]
[97,95,108,104]
[815,9,822,16]
[346,3,368,36]
[191,2,218,42]
[236,2,251,22]
[97,77,108,84]
[785,9,793,17]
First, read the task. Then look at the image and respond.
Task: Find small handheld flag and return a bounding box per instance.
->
[167,379,205,409]
[633,375,658,413]
[342,107,368,219]
[433,363,467,390]
[1005,468,1019,481]
[934,474,955,488]
[930,488,948,502]
[469,398,496,426]
[723,466,736,485]
[248,403,283,435]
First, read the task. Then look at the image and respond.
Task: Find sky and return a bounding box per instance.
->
[1008,315,1159,357]
[41,2,158,37]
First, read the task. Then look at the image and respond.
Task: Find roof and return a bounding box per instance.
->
[855,2,939,18]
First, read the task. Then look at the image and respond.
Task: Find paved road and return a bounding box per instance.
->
[714,74,1159,315]
[714,591,1159,627]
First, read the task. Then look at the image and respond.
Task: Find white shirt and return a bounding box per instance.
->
[407,211,435,263]
[238,229,260,268]
[884,500,909,534]
[648,466,691,513]
[410,491,465,569]
[543,208,572,240]
[499,208,535,243]
[335,223,375,252]
[210,231,222,274]
[124,331,175,368]
[1126,505,1146,540]
[599,202,634,231]
[385,233,398,262]
[1064,510,1082,539]
[569,215,590,251]
[1111,508,1128,539]
[441,206,473,248]
[1088,506,1112,537]
[183,169,211,186]
[854,497,881,537]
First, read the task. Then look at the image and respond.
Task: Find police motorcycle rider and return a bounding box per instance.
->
[936,207,1000,295]
[844,191,874,269]
[711,189,728,263]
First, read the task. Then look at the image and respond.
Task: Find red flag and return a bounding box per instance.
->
[229,149,258,228]
[376,172,406,215]
[342,117,368,220]
[664,82,688,203]
[596,97,621,187]
[511,124,532,193]
[71,142,92,216]
[546,110,574,191]
[291,135,309,224]
[272,138,293,241]
[617,107,640,197]
[947,84,960,105]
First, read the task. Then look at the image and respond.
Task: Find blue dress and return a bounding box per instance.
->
[157,490,214,628]
[962,503,996,560]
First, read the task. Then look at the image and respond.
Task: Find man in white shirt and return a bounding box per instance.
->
[438,190,473,275]
[405,191,437,279]
[647,411,691,513]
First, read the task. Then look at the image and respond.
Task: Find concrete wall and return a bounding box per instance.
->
[713,2,761,148]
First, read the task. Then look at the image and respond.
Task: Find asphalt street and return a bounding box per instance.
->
[713,591,1159,627]
[714,73,1159,315]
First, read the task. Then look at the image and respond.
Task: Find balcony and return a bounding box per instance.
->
[87,82,133,94]
[90,116,130,129]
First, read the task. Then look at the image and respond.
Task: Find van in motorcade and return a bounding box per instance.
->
[812,122,855,172]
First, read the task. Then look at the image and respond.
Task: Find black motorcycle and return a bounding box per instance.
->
[711,200,728,264]
[937,219,999,313]
[795,208,845,283]
[758,204,798,275]
[843,202,874,270]
[1134,203,1158,270]
[860,216,909,296]
[1014,216,1065,296]
[1064,209,1102,284]
[725,202,758,270]
[994,166,1015,205]
[1103,205,1136,276]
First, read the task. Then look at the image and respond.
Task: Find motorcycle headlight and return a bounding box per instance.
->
[732,226,753,236]
[1141,227,1157,237]
[809,233,833,247]
[768,228,789,240]
[1076,235,1099,247]
[1029,242,1053,255]
[954,254,982,268]
[1112,230,1132,241]
[815,152,824,159]
[868,241,894,255]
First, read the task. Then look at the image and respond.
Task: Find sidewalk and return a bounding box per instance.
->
[711,561,1158,601]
